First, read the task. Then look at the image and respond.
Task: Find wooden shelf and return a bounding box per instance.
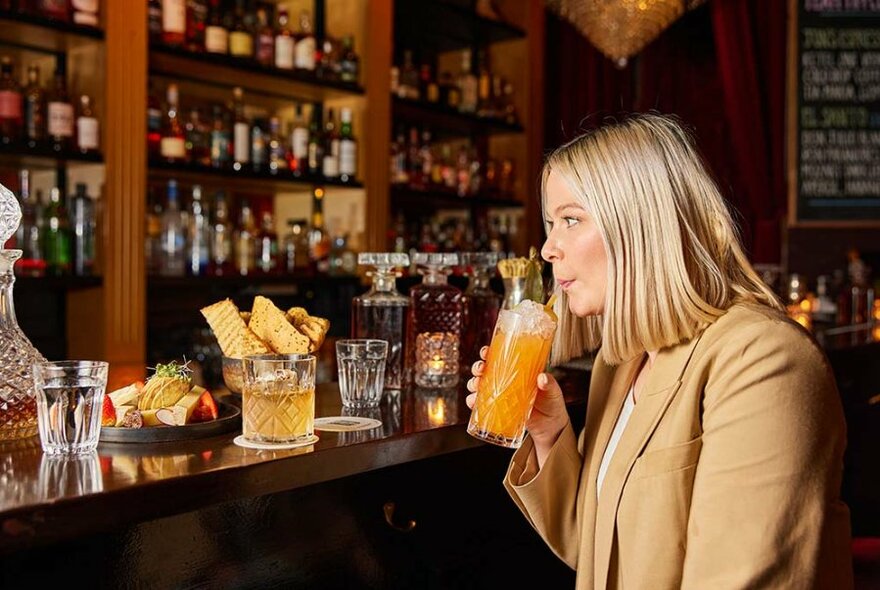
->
[15,275,102,290]
[0,10,103,53]
[148,159,363,192]
[392,96,523,138]
[391,185,522,212]
[0,141,103,168]
[150,44,365,103]
[394,0,526,54]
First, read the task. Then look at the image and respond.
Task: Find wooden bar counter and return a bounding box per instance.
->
[0,371,588,588]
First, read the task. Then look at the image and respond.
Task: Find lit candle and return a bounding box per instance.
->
[428,356,445,373]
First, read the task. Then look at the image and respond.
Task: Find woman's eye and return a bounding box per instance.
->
[563,217,579,228]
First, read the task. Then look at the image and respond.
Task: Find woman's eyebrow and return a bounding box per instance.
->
[552,202,583,216]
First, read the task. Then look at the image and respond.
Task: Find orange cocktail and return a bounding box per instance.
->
[467,300,557,448]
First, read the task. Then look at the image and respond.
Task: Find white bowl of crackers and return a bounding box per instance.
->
[201,296,331,395]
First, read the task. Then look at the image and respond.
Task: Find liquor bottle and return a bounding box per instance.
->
[421,64,439,104]
[399,50,419,99]
[407,126,422,189]
[502,80,518,125]
[148,0,163,43]
[204,0,228,54]
[234,198,256,275]
[321,107,339,179]
[282,218,309,272]
[161,0,186,47]
[440,71,460,110]
[184,106,210,166]
[231,86,249,170]
[31,0,69,21]
[407,252,463,388]
[0,57,22,145]
[209,104,231,169]
[294,10,316,72]
[46,62,74,153]
[187,184,210,276]
[210,190,233,275]
[69,183,95,276]
[306,107,322,176]
[460,252,501,374]
[254,7,275,67]
[275,8,295,70]
[289,103,308,175]
[390,127,407,185]
[250,118,266,173]
[352,253,410,390]
[229,0,254,59]
[339,36,359,83]
[15,170,46,277]
[23,65,45,149]
[338,107,356,183]
[145,185,162,275]
[185,0,208,52]
[267,116,285,174]
[308,187,330,273]
[458,49,478,114]
[75,94,99,155]
[256,210,278,274]
[147,80,162,157]
[476,50,492,118]
[42,187,71,276]
[71,0,99,27]
[160,83,186,163]
[158,180,185,276]
[419,129,433,188]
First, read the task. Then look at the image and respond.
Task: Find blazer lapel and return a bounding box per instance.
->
[592,335,703,590]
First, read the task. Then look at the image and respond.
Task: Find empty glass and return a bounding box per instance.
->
[32,361,109,455]
[336,339,388,408]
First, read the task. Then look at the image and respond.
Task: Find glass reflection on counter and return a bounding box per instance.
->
[414,387,459,429]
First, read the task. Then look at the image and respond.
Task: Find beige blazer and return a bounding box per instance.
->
[505,303,853,589]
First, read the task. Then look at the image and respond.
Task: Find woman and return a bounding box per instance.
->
[467,114,852,589]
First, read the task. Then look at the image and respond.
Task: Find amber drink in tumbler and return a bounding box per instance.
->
[242,354,316,443]
[467,300,556,448]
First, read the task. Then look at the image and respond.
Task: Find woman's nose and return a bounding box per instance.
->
[541,237,559,263]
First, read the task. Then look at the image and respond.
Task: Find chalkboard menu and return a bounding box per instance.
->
[794,0,880,222]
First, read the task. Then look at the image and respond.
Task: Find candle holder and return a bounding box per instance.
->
[414,332,459,388]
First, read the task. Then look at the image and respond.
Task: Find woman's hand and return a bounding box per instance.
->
[466,346,570,459]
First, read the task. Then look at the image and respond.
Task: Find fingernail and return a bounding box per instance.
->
[538,373,547,388]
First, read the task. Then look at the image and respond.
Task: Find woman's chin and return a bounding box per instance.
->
[567,297,601,318]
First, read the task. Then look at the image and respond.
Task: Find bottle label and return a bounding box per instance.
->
[0,91,21,119]
[71,0,98,12]
[161,0,186,34]
[229,32,253,57]
[340,139,357,176]
[256,34,274,63]
[275,36,294,69]
[77,116,99,150]
[234,122,250,163]
[205,26,229,53]
[292,127,308,159]
[322,154,339,177]
[47,102,74,137]
[295,37,316,70]
[160,136,186,158]
[148,107,162,131]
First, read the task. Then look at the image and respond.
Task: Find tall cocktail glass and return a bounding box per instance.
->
[467,300,556,448]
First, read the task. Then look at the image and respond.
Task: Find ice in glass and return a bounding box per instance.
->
[242,354,316,444]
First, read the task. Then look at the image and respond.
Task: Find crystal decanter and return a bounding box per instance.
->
[460,252,501,374]
[0,182,46,440]
[351,252,410,390]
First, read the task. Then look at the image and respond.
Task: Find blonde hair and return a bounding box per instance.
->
[545,113,781,366]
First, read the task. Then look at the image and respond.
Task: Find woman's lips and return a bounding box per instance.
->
[557,279,574,290]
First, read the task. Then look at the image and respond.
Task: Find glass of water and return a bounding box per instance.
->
[32,361,109,455]
[336,339,388,408]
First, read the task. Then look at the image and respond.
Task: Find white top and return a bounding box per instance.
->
[596,385,636,498]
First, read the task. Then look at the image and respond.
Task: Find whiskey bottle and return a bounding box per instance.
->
[46,62,74,153]
[267,116,285,174]
[339,36,359,84]
[338,107,357,183]
[187,184,210,276]
[0,57,22,145]
[161,0,186,47]
[275,9,295,70]
[204,0,229,54]
[294,10,316,72]
[209,103,231,169]
[289,103,308,176]
[234,198,256,276]
[185,106,210,166]
[321,107,339,179]
[256,211,279,274]
[210,190,233,275]
[254,7,275,68]
[232,86,249,170]
[458,49,478,114]
[159,83,186,163]
[185,0,208,52]
[23,65,45,149]
[229,0,254,59]
[75,94,99,155]
[306,107,322,176]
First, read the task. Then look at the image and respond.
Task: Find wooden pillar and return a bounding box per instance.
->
[363,0,392,252]
[73,0,147,389]
[525,0,546,250]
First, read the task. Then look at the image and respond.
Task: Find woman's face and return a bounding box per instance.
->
[541,170,608,317]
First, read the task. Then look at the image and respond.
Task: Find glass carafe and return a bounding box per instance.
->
[0,182,46,440]
[407,252,462,388]
[351,253,410,390]
[460,252,501,374]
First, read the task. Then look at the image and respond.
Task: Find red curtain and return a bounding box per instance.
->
[544,1,789,263]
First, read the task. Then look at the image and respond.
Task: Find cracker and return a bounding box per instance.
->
[285,306,310,327]
[250,296,311,354]
[200,299,270,357]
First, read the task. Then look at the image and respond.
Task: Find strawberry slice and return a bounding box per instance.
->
[101,394,116,427]
[190,390,219,423]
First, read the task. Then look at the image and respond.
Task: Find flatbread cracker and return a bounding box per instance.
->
[250,296,311,354]
[200,299,270,357]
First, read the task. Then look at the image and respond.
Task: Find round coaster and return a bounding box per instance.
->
[314,416,383,432]
[233,434,319,450]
